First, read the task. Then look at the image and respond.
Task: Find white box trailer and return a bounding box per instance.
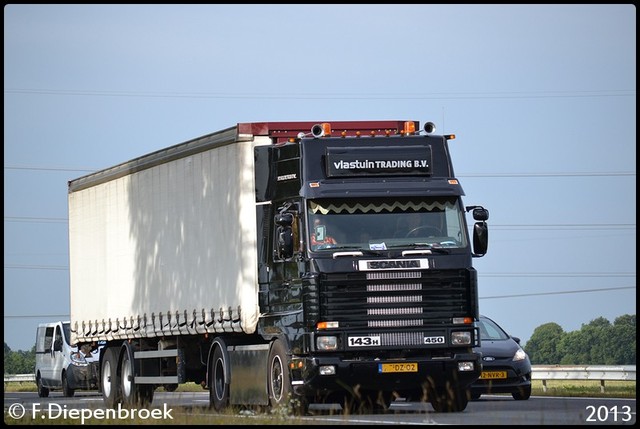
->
[69,127,269,342]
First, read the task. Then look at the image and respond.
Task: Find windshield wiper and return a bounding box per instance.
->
[321,245,385,256]
[388,243,450,254]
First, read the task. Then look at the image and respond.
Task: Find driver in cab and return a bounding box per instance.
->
[311,219,338,249]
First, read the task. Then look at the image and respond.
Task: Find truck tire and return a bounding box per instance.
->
[209,344,230,411]
[429,386,468,412]
[36,374,49,398]
[268,339,307,415]
[101,347,121,408]
[120,344,154,406]
[62,372,75,397]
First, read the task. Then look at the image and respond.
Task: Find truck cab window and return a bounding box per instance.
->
[307,197,467,251]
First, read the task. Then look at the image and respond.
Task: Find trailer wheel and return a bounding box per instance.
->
[268,339,307,415]
[210,345,230,411]
[36,374,49,398]
[120,344,154,406]
[101,347,121,408]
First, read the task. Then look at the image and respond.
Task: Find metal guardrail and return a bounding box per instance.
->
[5,365,637,393]
[4,374,35,383]
[531,365,636,393]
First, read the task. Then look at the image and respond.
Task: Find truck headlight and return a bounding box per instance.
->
[316,336,338,351]
[451,331,472,345]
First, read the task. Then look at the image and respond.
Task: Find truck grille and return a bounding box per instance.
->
[319,269,471,331]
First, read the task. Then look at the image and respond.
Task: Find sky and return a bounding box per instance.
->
[4,4,636,353]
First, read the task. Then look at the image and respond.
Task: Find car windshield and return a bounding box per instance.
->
[307,196,468,252]
[478,318,510,341]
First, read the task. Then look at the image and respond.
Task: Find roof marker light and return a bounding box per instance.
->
[403,121,416,135]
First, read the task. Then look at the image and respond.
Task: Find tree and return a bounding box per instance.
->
[609,314,636,365]
[524,322,565,364]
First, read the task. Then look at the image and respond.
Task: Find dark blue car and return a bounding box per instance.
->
[470,315,532,400]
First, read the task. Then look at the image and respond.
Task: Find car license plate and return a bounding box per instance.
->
[379,363,418,373]
[480,371,507,379]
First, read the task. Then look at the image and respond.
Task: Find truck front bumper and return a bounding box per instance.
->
[290,352,481,398]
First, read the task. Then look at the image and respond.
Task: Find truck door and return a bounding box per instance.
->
[269,207,303,316]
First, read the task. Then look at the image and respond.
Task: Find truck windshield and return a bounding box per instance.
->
[307,197,468,251]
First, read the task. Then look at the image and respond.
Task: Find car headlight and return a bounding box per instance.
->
[513,347,527,362]
[70,352,89,366]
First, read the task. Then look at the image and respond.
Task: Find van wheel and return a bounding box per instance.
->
[101,347,121,408]
[36,374,49,398]
[62,373,75,397]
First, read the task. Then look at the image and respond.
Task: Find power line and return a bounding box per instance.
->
[4,165,96,172]
[4,216,636,231]
[480,286,635,300]
[5,216,67,223]
[4,264,68,271]
[4,88,636,100]
[3,287,635,319]
[5,165,635,178]
[458,172,635,177]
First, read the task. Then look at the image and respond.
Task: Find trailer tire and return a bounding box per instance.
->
[210,345,230,411]
[101,347,121,408]
[120,344,154,406]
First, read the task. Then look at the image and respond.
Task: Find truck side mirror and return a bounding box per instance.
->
[472,207,489,221]
[275,213,294,227]
[473,221,488,256]
[276,226,294,260]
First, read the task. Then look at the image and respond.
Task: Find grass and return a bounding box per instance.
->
[531,379,635,399]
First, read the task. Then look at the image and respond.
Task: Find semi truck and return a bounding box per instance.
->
[68,119,489,414]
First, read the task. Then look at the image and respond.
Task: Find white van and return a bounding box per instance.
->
[34,321,101,397]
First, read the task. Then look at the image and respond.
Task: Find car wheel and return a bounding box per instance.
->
[512,385,532,400]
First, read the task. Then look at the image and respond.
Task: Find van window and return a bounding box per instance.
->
[43,327,54,352]
[54,326,63,351]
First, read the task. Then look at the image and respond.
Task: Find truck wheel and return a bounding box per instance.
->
[210,345,230,411]
[120,345,154,406]
[101,347,121,408]
[36,374,49,398]
[267,339,307,415]
[62,372,75,397]
[429,386,468,412]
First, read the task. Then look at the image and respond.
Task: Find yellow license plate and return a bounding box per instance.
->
[480,371,507,379]
[379,363,418,373]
